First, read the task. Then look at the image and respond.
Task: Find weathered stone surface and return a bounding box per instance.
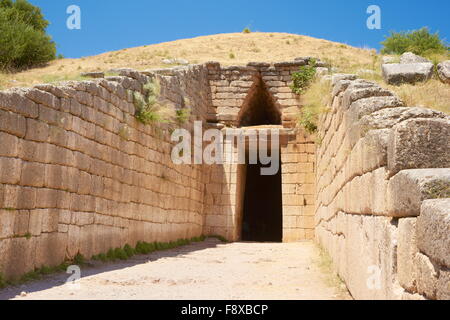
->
[387,118,450,175]
[437,269,450,300]
[359,107,446,130]
[347,96,404,121]
[382,63,434,85]
[0,90,39,118]
[331,80,353,98]
[382,56,397,64]
[342,83,393,109]
[437,60,450,84]
[387,169,450,217]
[417,199,450,268]
[342,215,401,300]
[81,72,105,79]
[401,292,426,300]
[397,218,418,292]
[400,52,430,64]
[331,74,357,86]
[415,252,438,299]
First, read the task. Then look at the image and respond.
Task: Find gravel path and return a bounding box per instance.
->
[0,239,351,300]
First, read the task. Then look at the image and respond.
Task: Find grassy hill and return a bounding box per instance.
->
[0,32,448,113]
[0,32,376,88]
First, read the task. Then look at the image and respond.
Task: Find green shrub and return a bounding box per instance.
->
[381,27,448,56]
[38,265,53,275]
[296,77,331,134]
[0,0,56,70]
[0,0,49,31]
[92,253,108,262]
[21,270,41,282]
[114,248,128,261]
[291,61,317,94]
[242,27,251,34]
[135,241,155,254]
[133,79,167,125]
[106,248,117,261]
[0,272,6,288]
[175,108,190,124]
[73,253,86,265]
[123,244,135,258]
[298,109,318,134]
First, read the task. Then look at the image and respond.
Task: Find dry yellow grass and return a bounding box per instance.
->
[0,32,448,114]
[381,80,450,114]
[0,32,375,89]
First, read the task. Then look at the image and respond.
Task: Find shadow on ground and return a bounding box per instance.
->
[0,238,224,300]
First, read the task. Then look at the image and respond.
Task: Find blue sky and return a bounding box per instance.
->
[30,0,450,58]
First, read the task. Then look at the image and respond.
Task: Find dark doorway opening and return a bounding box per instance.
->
[241,153,283,242]
[238,76,281,127]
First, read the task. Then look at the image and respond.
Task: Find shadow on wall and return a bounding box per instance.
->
[238,75,282,127]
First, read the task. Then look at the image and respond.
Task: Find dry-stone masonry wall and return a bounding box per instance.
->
[0,66,212,280]
[0,60,318,280]
[315,74,450,300]
[1,58,448,300]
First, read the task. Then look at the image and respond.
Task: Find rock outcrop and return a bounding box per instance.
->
[382,63,434,85]
[437,60,450,84]
[400,52,431,64]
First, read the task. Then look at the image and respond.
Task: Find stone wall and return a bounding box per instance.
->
[0,59,318,280]
[315,74,450,300]
[0,66,211,280]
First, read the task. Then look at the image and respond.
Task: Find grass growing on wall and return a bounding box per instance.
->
[313,243,348,297]
[290,60,317,94]
[175,108,191,124]
[133,79,166,125]
[296,78,331,134]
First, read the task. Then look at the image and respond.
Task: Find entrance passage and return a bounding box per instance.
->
[241,155,283,242]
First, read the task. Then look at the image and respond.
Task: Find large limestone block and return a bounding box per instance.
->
[400,52,430,64]
[342,81,393,110]
[34,232,68,268]
[344,215,401,300]
[397,218,419,292]
[437,60,450,84]
[0,89,39,118]
[415,252,438,299]
[437,269,450,300]
[347,96,403,123]
[0,209,15,239]
[417,199,450,268]
[2,237,37,280]
[387,118,450,175]
[382,63,434,85]
[360,107,446,130]
[331,74,357,86]
[387,169,450,217]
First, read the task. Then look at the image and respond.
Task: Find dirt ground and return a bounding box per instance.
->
[0,239,351,300]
